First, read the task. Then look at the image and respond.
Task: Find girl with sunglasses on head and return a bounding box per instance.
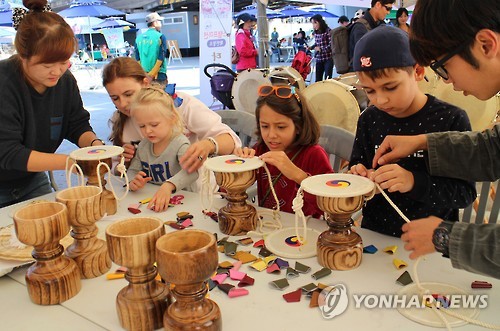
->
[127,87,198,212]
[0,0,102,207]
[235,85,333,218]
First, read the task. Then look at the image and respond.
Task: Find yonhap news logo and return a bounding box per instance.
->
[318,284,488,319]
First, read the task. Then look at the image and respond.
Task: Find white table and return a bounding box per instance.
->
[1,185,498,331]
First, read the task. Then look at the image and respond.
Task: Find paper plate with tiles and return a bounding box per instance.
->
[302,79,360,134]
[265,227,321,259]
[397,282,480,328]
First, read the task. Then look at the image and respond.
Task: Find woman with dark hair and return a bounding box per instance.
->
[310,14,333,81]
[234,13,258,72]
[0,0,101,207]
[395,7,410,33]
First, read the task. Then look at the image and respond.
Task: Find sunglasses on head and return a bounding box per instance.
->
[257,85,301,103]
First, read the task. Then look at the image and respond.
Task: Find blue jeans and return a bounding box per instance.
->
[0,172,53,208]
[315,58,334,82]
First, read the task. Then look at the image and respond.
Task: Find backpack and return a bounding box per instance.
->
[331,18,371,74]
[231,46,240,64]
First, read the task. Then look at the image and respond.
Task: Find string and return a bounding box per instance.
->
[96,156,129,201]
[65,156,85,187]
[291,187,309,245]
[376,183,500,330]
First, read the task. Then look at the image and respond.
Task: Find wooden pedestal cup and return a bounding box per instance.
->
[13,202,81,305]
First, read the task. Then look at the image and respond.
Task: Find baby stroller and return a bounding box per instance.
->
[203,63,237,109]
[291,50,313,81]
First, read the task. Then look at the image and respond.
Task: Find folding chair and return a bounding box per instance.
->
[318,124,355,172]
[462,180,499,224]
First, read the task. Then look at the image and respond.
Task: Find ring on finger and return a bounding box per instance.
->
[198,155,204,161]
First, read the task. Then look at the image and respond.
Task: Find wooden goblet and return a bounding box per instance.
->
[204,155,265,236]
[156,229,222,331]
[106,217,171,331]
[13,202,81,305]
[77,157,117,215]
[56,185,111,278]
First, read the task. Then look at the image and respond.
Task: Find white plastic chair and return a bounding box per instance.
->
[216,109,257,147]
[318,124,355,172]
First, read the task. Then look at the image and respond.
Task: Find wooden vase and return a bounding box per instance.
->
[106,217,171,331]
[56,185,111,278]
[77,158,117,215]
[316,195,367,270]
[156,229,221,331]
[13,202,81,305]
[214,170,258,235]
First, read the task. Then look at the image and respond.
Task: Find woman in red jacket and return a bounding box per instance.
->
[234,13,257,72]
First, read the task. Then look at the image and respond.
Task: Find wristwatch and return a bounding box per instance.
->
[432,221,454,258]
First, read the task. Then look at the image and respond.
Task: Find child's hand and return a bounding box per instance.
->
[149,182,176,212]
[122,143,136,162]
[259,151,304,183]
[234,147,256,158]
[129,171,152,191]
[349,163,374,178]
[370,164,414,193]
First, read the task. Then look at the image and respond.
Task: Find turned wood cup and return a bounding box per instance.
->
[300,174,375,270]
[13,201,81,305]
[204,155,264,235]
[106,217,171,331]
[156,229,221,331]
[56,185,110,278]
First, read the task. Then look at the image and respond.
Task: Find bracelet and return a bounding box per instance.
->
[206,137,219,156]
[90,138,105,146]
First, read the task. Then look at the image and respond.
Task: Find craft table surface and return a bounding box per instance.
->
[0,184,498,331]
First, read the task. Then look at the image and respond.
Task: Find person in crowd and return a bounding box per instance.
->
[395,7,410,33]
[103,57,240,188]
[235,13,258,72]
[235,85,333,218]
[0,0,102,207]
[310,14,333,81]
[127,87,198,212]
[338,15,349,27]
[348,0,395,69]
[135,12,168,85]
[370,0,500,279]
[349,26,476,237]
[295,30,307,53]
[271,27,279,43]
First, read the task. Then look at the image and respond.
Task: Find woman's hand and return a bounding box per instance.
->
[129,171,152,191]
[180,139,214,173]
[149,182,176,212]
[234,147,256,158]
[122,143,136,162]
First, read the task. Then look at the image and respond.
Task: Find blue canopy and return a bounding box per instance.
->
[278,5,313,18]
[58,1,124,18]
[235,5,283,19]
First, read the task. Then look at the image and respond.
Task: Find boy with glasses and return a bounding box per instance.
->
[348,0,395,70]
[371,0,500,278]
[349,26,476,238]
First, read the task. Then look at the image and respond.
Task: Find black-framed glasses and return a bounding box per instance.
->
[430,43,468,80]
